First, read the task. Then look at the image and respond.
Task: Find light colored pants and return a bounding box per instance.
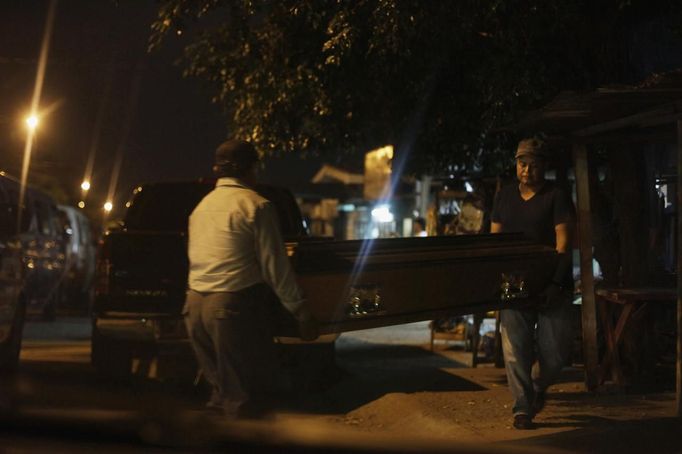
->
[500,295,574,416]
[183,285,276,416]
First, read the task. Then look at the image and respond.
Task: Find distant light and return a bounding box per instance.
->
[81,180,91,191]
[338,203,356,212]
[104,201,113,212]
[125,201,131,208]
[176,29,183,36]
[77,201,85,209]
[371,205,394,223]
[465,182,474,193]
[25,115,39,131]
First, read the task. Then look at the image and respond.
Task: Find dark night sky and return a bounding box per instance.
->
[0,0,327,217]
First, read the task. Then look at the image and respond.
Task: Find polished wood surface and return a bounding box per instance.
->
[278,233,557,335]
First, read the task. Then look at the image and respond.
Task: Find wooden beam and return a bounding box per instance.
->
[571,127,677,146]
[574,101,682,138]
[573,142,600,391]
[677,120,682,417]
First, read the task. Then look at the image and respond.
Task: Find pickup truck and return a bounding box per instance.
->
[92,179,557,376]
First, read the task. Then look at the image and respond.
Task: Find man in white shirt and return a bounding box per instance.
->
[185,139,317,418]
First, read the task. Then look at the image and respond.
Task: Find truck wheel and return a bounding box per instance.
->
[0,298,26,375]
[91,322,132,378]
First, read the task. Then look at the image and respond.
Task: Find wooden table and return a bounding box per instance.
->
[595,287,676,388]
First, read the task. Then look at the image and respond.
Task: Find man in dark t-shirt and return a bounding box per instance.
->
[491,138,575,430]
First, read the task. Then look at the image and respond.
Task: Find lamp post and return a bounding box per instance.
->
[17,113,40,232]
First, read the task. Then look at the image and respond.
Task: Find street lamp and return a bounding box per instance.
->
[103,201,113,213]
[81,180,91,191]
[25,114,39,131]
[77,201,85,209]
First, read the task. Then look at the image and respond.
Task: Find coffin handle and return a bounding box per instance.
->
[500,273,529,301]
[347,284,384,318]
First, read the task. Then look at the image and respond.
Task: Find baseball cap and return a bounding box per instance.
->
[515,138,548,160]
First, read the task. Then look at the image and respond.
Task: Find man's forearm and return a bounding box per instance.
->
[551,252,572,287]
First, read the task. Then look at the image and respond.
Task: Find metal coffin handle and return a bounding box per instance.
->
[347,284,384,318]
[500,272,529,301]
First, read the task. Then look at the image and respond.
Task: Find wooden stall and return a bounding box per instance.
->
[512,72,682,415]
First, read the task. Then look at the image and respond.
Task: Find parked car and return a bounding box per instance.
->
[0,172,66,370]
[57,205,96,313]
[0,172,65,321]
[0,175,25,372]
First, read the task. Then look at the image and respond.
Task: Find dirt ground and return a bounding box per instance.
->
[255,322,682,454]
[9,318,682,453]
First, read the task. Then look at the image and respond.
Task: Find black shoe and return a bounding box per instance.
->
[513,414,534,430]
[531,391,546,417]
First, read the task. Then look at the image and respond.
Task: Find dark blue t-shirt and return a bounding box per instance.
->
[491,181,574,249]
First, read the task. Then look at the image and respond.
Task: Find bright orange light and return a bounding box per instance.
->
[77,201,85,209]
[103,201,113,212]
[81,180,91,191]
[25,115,39,131]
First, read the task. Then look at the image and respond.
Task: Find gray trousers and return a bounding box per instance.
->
[500,294,574,416]
[183,284,276,416]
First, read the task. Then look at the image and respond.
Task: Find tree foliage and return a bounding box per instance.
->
[150,0,682,175]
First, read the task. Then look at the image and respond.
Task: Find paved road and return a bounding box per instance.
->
[1,317,484,452]
[12,316,197,409]
[10,316,459,422]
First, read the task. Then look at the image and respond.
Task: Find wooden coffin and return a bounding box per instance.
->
[278,232,558,336]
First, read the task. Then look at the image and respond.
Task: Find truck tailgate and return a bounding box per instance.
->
[96,230,188,314]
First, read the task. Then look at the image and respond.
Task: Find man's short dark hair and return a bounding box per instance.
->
[213,139,260,178]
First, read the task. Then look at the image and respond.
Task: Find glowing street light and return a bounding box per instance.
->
[81,180,91,191]
[77,201,85,209]
[25,114,39,131]
[103,201,113,212]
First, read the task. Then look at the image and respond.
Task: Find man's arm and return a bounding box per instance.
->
[254,202,304,315]
[254,202,318,340]
[554,222,572,253]
[549,222,573,296]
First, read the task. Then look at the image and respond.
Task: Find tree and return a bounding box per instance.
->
[150,0,682,175]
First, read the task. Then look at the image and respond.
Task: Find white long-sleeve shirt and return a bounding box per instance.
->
[187,178,304,314]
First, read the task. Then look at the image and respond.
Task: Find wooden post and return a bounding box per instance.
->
[573,142,599,391]
[677,121,682,416]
